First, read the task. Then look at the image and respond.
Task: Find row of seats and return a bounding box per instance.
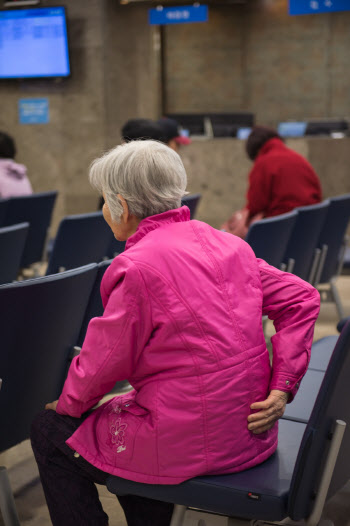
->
[0,192,202,284]
[245,194,350,319]
[0,261,111,524]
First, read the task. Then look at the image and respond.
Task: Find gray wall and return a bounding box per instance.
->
[0,0,349,233]
[165,0,350,125]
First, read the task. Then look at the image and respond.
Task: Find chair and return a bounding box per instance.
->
[312,194,350,319]
[46,211,112,275]
[0,263,98,526]
[105,236,126,259]
[0,198,8,225]
[107,320,350,525]
[245,210,297,268]
[282,201,329,282]
[0,223,29,285]
[181,193,201,219]
[337,317,349,333]
[1,191,57,268]
[76,259,111,347]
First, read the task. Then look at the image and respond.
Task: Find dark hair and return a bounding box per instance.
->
[246,126,281,161]
[0,131,16,159]
[121,119,167,143]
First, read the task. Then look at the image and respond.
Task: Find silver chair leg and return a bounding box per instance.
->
[286,259,295,274]
[313,245,328,288]
[308,248,321,285]
[330,278,345,320]
[170,504,187,526]
[0,467,20,526]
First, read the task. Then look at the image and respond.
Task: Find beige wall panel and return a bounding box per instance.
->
[165,6,244,113]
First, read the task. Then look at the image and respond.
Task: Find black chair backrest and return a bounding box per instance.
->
[245,210,297,268]
[0,198,9,225]
[0,222,29,285]
[2,191,57,267]
[106,236,126,259]
[0,264,98,453]
[288,320,350,520]
[46,211,112,275]
[283,200,329,281]
[316,194,350,283]
[77,259,112,347]
[182,194,202,219]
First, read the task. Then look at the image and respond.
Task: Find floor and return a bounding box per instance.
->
[1,276,350,526]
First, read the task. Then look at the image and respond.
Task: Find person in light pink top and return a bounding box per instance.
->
[0,131,32,198]
[30,140,320,526]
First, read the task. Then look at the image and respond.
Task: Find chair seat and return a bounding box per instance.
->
[107,419,306,522]
[309,335,338,372]
[282,369,325,423]
[337,317,349,333]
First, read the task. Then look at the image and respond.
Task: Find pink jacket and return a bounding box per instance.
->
[0,159,32,198]
[57,207,320,484]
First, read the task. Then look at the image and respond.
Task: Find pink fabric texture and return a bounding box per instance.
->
[57,206,320,484]
[0,159,32,198]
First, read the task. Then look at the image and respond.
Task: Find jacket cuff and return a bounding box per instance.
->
[269,371,302,403]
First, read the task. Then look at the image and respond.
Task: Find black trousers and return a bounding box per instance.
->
[30,410,174,526]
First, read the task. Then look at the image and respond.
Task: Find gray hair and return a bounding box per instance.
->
[89,140,188,221]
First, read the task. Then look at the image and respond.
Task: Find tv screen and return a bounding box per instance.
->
[0,6,70,79]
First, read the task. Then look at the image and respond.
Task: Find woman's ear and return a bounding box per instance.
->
[117,194,129,224]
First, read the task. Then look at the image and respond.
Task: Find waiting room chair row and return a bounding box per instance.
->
[0,191,202,284]
[246,194,350,319]
[0,261,115,525]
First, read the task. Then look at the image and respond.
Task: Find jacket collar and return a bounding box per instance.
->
[125,206,190,250]
[258,137,285,158]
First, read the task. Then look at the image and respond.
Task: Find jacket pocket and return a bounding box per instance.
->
[105,398,149,463]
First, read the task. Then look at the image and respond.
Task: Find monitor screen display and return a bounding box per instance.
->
[0,6,70,79]
[236,127,251,140]
[277,122,307,138]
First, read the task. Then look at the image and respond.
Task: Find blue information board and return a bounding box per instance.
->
[289,0,350,15]
[19,98,50,124]
[149,5,208,25]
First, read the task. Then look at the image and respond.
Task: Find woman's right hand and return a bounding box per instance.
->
[247,390,289,434]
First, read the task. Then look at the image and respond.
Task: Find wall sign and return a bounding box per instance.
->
[18,98,49,124]
[149,5,208,25]
[289,0,350,15]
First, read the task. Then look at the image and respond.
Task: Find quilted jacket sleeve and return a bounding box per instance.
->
[56,256,152,417]
[258,258,320,401]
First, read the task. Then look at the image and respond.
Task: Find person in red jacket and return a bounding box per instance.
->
[222,126,322,237]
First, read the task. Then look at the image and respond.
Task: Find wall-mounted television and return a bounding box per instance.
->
[0,6,70,79]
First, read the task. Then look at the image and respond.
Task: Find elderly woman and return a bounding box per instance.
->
[31,140,320,526]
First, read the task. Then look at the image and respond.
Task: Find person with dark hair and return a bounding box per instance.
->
[0,131,32,198]
[121,119,166,143]
[157,118,191,152]
[222,125,322,238]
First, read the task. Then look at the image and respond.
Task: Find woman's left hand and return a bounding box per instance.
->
[45,400,58,411]
[247,390,289,434]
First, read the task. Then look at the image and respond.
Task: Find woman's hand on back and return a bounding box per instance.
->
[247,390,289,434]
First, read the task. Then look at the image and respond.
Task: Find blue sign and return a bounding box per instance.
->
[149,5,208,25]
[289,0,350,15]
[18,98,49,125]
